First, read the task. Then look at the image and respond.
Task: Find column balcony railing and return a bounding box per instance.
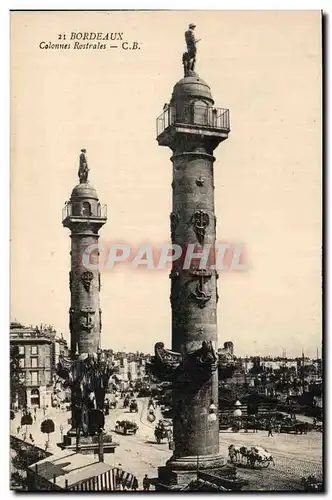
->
[62,202,107,222]
[156,104,230,137]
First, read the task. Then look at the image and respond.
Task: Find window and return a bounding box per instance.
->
[30,388,40,406]
[72,202,81,216]
[19,346,25,355]
[31,345,38,355]
[31,357,38,368]
[81,202,91,216]
[31,371,38,385]
[19,358,25,368]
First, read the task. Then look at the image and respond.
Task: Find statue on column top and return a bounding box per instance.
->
[183,23,201,77]
[78,149,89,184]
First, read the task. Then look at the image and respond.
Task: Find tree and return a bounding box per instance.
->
[40,419,55,443]
[10,345,25,408]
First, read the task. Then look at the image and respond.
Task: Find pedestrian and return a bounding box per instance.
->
[268,423,273,437]
[16,426,20,434]
[132,477,139,491]
[29,433,34,442]
[34,407,37,415]
[143,474,150,491]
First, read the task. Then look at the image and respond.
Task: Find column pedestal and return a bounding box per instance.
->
[156,454,227,490]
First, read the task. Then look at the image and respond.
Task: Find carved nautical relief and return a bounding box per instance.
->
[69,307,96,333]
[191,210,209,243]
[79,309,96,332]
[81,270,94,292]
[170,212,179,241]
[190,271,212,308]
[196,176,205,186]
[147,339,218,385]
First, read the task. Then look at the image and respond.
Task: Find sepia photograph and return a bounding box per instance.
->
[9,9,323,492]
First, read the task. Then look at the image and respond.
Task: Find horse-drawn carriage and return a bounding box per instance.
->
[228,444,275,469]
[154,421,172,444]
[115,420,138,435]
[280,421,312,434]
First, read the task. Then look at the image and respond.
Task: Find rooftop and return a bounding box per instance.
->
[28,449,113,490]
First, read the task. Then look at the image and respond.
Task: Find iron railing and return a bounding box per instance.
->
[156,104,230,137]
[62,202,107,221]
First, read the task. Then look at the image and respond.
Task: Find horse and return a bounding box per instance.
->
[239,446,251,465]
[228,444,240,464]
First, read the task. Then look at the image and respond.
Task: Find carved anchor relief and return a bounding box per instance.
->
[79,308,96,332]
[190,269,212,308]
[191,210,209,244]
[170,212,179,241]
[81,270,94,292]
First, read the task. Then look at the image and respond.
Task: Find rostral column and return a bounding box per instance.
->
[62,149,107,357]
[150,25,231,488]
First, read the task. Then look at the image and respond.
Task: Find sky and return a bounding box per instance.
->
[10,10,322,358]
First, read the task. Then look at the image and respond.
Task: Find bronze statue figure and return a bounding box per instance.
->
[78,148,89,183]
[183,23,201,76]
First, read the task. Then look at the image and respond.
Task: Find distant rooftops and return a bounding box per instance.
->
[10,322,67,344]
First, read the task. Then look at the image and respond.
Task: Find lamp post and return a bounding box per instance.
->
[59,424,64,442]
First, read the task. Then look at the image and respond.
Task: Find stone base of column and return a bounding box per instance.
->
[155,454,227,491]
[58,432,118,455]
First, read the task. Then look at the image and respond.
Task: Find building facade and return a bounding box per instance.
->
[10,322,68,409]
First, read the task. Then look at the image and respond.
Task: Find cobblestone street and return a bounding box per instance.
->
[11,398,323,491]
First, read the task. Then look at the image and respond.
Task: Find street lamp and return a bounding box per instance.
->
[60,424,64,442]
[207,401,217,423]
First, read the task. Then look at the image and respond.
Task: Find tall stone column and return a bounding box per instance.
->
[63,150,107,357]
[62,150,107,431]
[153,36,230,488]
